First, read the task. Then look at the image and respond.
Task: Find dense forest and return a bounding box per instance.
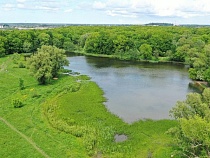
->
[1,25,210,82]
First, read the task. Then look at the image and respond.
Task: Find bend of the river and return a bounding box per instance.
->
[65,54,196,123]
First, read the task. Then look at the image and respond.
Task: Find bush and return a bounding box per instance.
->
[0,52,5,58]
[19,78,25,90]
[12,53,21,64]
[60,69,72,73]
[18,62,26,68]
[12,98,24,108]
[31,92,41,98]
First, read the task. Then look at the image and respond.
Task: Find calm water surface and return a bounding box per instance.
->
[65,55,195,123]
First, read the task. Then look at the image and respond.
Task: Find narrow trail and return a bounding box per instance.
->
[0,117,50,158]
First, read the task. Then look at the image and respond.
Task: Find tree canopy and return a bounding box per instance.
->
[168,88,210,157]
[28,45,69,84]
[1,25,210,82]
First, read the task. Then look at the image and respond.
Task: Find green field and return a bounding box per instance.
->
[0,55,177,157]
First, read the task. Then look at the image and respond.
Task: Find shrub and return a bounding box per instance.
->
[12,98,24,108]
[12,53,21,64]
[31,92,41,98]
[18,62,26,68]
[19,78,25,90]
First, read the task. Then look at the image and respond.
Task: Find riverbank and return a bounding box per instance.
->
[0,55,177,157]
[72,50,185,65]
[189,81,208,92]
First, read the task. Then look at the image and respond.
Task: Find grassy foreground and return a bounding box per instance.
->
[0,55,177,158]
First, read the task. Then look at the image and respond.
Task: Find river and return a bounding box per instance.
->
[65,54,195,123]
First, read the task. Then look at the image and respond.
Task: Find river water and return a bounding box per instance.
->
[65,54,195,123]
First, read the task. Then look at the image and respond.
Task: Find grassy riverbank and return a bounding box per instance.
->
[0,55,177,157]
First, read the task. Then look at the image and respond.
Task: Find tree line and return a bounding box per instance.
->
[1,25,210,82]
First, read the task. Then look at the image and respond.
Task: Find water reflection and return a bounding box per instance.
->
[65,55,195,123]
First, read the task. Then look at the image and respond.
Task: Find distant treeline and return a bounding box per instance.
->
[0,25,210,82]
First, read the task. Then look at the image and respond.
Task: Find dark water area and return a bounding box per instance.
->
[65,54,196,123]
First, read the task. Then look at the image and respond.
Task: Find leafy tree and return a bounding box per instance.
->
[63,40,76,52]
[45,45,69,77]
[28,45,69,84]
[168,89,210,157]
[113,34,133,55]
[52,33,64,48]
[23,41,32,53]
[28,50,52,84]
[8,37,22,54]
[139,44,152,60]
[188,44,210,82]
[12,53,21,64]
[84,32,100,53]
[37,32,50,46]
[79,33,90,48]
[0,36,6,57]
[173,44,190,62]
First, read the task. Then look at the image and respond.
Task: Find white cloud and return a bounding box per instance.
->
[16,0,26,3]
[35,6,59,11]
[17,3,25,9]
[91,0,210,19]
[93,1,106,9]
[64,9,73,13]
[106,8,138,18]
[15,0,63,11]
[3,4,15,11]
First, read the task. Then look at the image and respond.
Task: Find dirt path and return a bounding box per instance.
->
[0,117,50,158]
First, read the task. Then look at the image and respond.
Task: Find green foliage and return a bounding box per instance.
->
[28,45,69,84]
[168,88,210,157]
[19,78,25,90]
[12,98,24,108]
[0,56,176,158]
[37,32,50,46]
[28,50,52,84]
[12,53,21,64]
[139,44,153,60]
[1,25,210,82]
[37,45,69,77]
[63,40,76,52]
[23,41,32,53]
[18,62,25,68]
[0,36,6,57]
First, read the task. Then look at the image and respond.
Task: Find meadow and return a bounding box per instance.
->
[0,55,177,157]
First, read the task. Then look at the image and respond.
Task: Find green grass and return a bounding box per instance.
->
[0,121,44,158]
[0,55,177,157]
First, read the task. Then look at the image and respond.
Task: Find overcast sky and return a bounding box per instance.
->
[1,0,210,25]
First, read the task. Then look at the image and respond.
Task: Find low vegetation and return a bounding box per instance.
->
[168,89,210,157]
[0,54,177,157]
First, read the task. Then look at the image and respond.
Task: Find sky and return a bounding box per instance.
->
[1,0,210,25]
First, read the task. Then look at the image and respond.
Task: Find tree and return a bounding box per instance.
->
[0,36,6,57]
[52,33,64,48]
[188,44,210,82]
[84,32,100,53]
[23,41,32,53]
[168,89,210,157]
[37,33,50,46]
[28,45,69,84]
[139,44,152,60]
[46,45,69,77]
[63,40,76,52]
